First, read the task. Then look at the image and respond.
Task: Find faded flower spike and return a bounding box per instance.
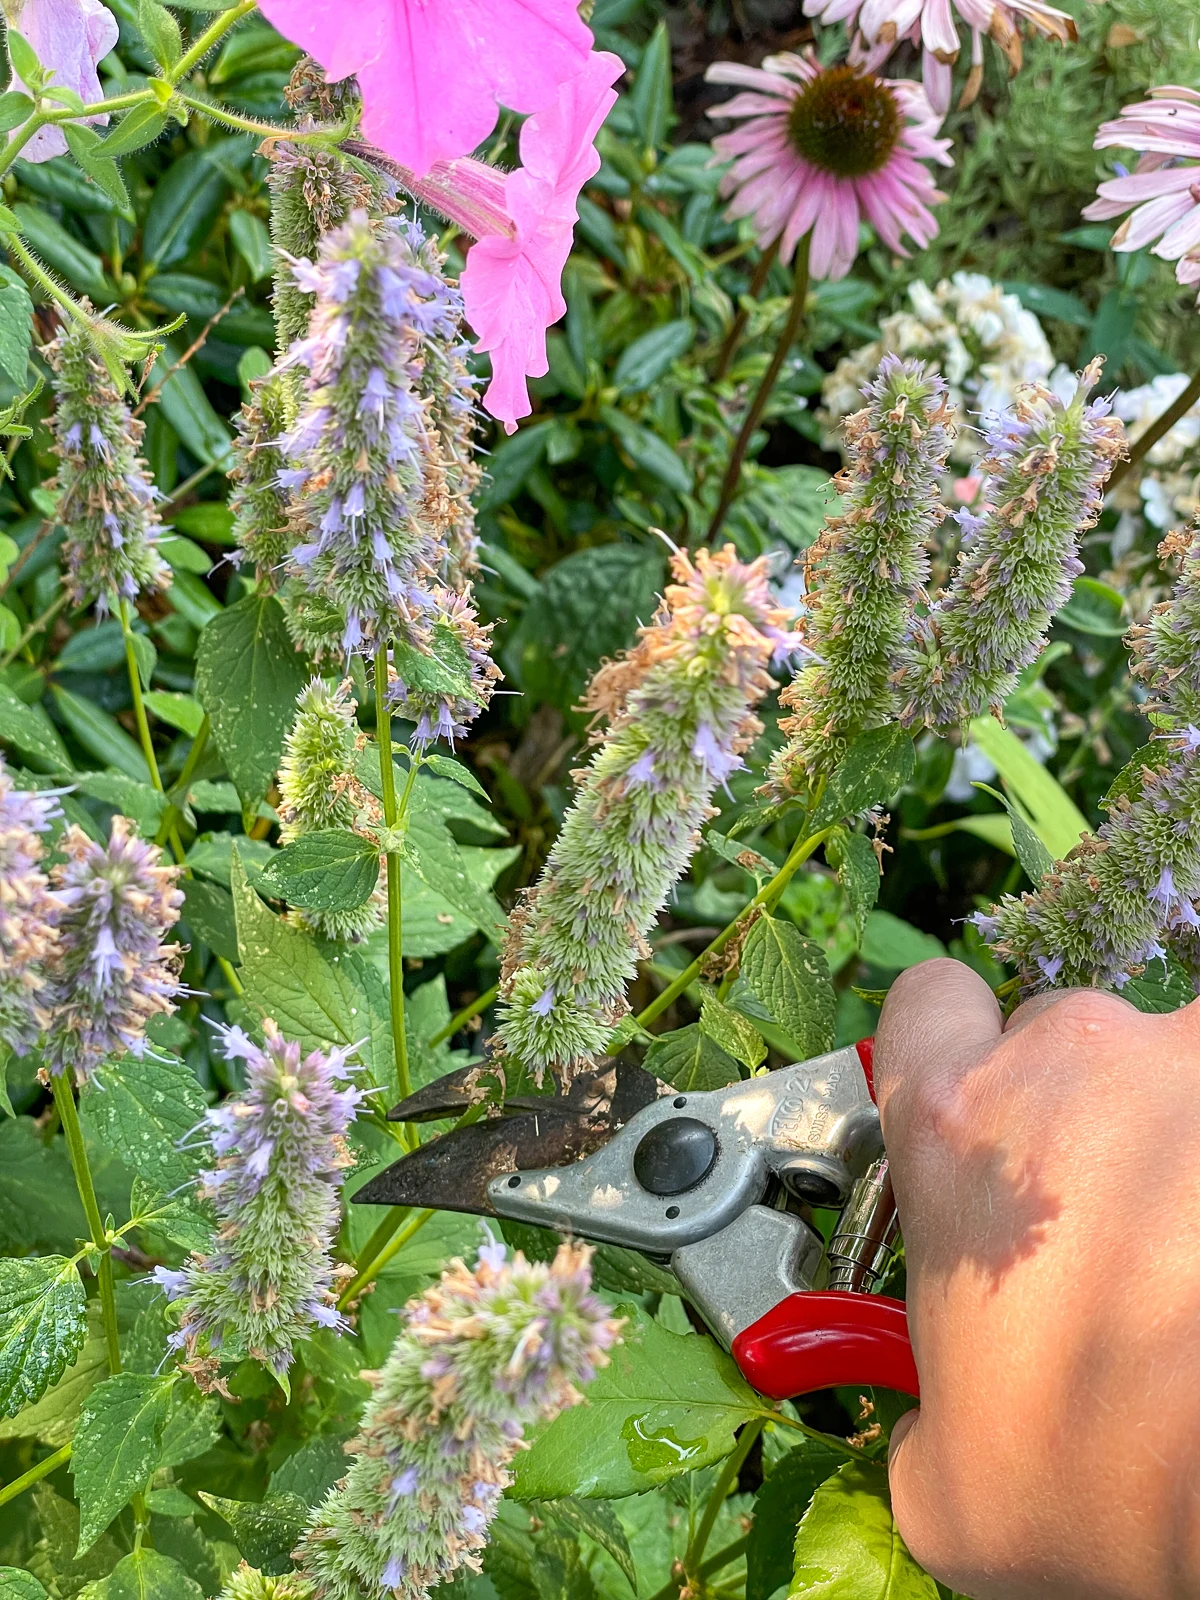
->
[0,757,62,1057]
[41,817,183,1083]
[768,356,952,795]
[387,588,502,748]
[277,678,384,941]
[156,1019,363,1385]
[295,1241,620,1600]
[497,545,800,1081]
[979,521,1200,991]
[898,360,1126,729]
[46,322,169,612]
[279,211,476,657]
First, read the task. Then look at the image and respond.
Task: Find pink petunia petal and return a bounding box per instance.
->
[257,0,591,178]
[11,0,118,163]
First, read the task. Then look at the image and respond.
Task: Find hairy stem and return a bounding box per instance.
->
[1106,368,1200,494]
[4,232,94,330]
[338,1208,434,1310]
[0,1443,73,1510]
[706,231,811,544]
[119,598,163,791]
[685,1419,762,1583]
[635,823,835,1030]
[51,1075,121,1375]
[374,647,411,1104]
[646,1535,751,1600]
[168,0,257,83]
[711,234,781,382]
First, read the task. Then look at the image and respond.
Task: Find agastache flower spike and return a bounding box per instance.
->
[277,679,384,942]
[46,322,169,612]
[218,1566,312,1600]
[980,520,1200,991]
[496,546,800,1082]
[231,372,293,590]
[41,817,183,1083]
[294,1241,621,1600]
[0,756,63,1056]
[157,1020,363,1387]
[387,589,502,749]
[767,357,952,797]
[898,361,1126,729]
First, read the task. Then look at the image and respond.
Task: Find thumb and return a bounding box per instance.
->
[887,1406,943,1581]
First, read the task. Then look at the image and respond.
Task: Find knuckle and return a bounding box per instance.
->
[1033,988,1134,1050]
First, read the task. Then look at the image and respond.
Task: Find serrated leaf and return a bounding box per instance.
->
[826,830,879,942]
[71,1372,174,1553]
[158,1387,221,1471]
[194,594,310,819]
[0,1256,88,1418]
[0,263,32,385]
[260,828,380,913]
[271,1431,352,1505]
[1122,952,1195,1015]
[0,682,71,771]
[198,1493,310,1575]
[423,752,488,799]
[747,1439,844,1600]
[813,726,916,827]
[129,1176,213,1254]
[109,1549,204,1600]
[146,1488,198,1518]
[973,782,1053,883]
[540,1498,638,1591]
[391,618,474,701]
[73,772,166,837]
[643,1023,741,1092]
[0,1569,48,1600]
[80,1054,207,1192]
[790,1460,938,1598]
[739,916,835,1059]
[513,1307,762,1499]
[699,994,765,1070]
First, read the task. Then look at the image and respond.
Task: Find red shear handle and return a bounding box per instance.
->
[731,1290,918,1400]
[855,1034,876,1101]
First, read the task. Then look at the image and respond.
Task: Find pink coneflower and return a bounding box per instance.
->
[1083,87,1200,299]
[802,0,1075,117]
[704,53,952,281]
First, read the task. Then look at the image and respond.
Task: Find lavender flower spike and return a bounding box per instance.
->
[767,356,953,797]
[46,322,169,612]
[277,679,385,942]
[898,360,1126,729]
[497,545,800,1083]
[159,1019,363,1388]
[981,519,1200,991]
[41,817,183,1083]
[0,757,63,1056]
[387,588,502,749]
[295,1241,621,1600]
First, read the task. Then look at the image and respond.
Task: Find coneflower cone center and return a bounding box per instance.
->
[787,66,902,179]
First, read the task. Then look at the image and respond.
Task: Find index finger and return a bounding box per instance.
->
[874,958,1002,1134]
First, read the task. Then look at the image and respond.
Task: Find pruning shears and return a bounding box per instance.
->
[352,1037,918,1401]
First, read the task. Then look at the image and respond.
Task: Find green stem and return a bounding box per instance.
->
[154,715,210,847]
[51,1075,121,1375]
[685,1419,762,1583]
[712,233,781,383]
[374,647,411,1104]
[353,1206,410,1274]
[119,598,162,791]
[160,459,219,512]
[175,91,350,143]
[0,115,47,183]
[768,1409,868,1461]
[647,1535,750,1600]
[705,231,811,544]
[338,1208,434,1310]
[0,586,70,669]
[4,232,93,331]
[428,982,499,1048]
[1106,367,1200,494]
[0,1443,72,1510]
[635,824,835,1030]
[168,0,257,82]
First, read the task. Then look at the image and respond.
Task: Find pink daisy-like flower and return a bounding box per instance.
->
[1083,87,1200,299]
[803,0,1075,117]
[8,0,119,163]
[704,53,952,281]
[256,0,592,179]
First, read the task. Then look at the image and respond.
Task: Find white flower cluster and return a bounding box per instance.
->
[819,272,1055,466]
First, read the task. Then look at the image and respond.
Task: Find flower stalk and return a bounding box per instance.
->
[1105,368,1200,495]
[50,1074,121,1373]
[375,647,411,1107]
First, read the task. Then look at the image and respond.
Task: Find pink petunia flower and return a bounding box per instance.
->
[8,0,119,163]
[1082,87,1200,301]
[704,52,952,281]
[256,0,592,178]
[802,0,1075,117]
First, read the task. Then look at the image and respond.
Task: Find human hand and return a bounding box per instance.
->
[875,959,1200,1600]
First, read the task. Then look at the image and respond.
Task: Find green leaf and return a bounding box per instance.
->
[1122,952,1195,1015]
[49,685,150,782]
[142,691,205,738]
[181,875,237,960]
[109,1549,204,1600]
[143,149,227,268]
[0,1570,47,1600]
[130,1177,213,1254]
[71,1372,174,1553]
[62,124,132,218]
[146,1488,199,1518]
[739,916,835,1058]
[1100,740,1171,812]
[790,1461,938,1598]
[136,0,181,67]
[0,1305,107,1446]
[513,1307,762,1499]
[228,209,273,281]
[271,1431,353,1505]
[630,21,673,148]
[194,593,310,818]
[0,1256,87,1418]
[600,406,692,493]
[0,683,70,770]
[860,913,946,972]
[972,783,1054,884]
[826,830,880,942]
[73,772,166,837]
[0,263,32,385]
[197,1493,310,1575]
[5,32,42,90]
[613,318,695,391]
[538,1499,638,1592]
[260,828,380,913]
[967,717,1089,861]
[1058,575,1128,638]
[98,102,169,158]
[0,91,34,132]
[80,1053,207,1192]
[391,619,474,701]
[699,993,765,1070]
[747,1439,844,1600]
[157,1387,221,1472]
[813,727,916,827]
[643,1023,740,1092]
[150,342,233,467]
[423,751,488,799]
[478,421,551,510]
